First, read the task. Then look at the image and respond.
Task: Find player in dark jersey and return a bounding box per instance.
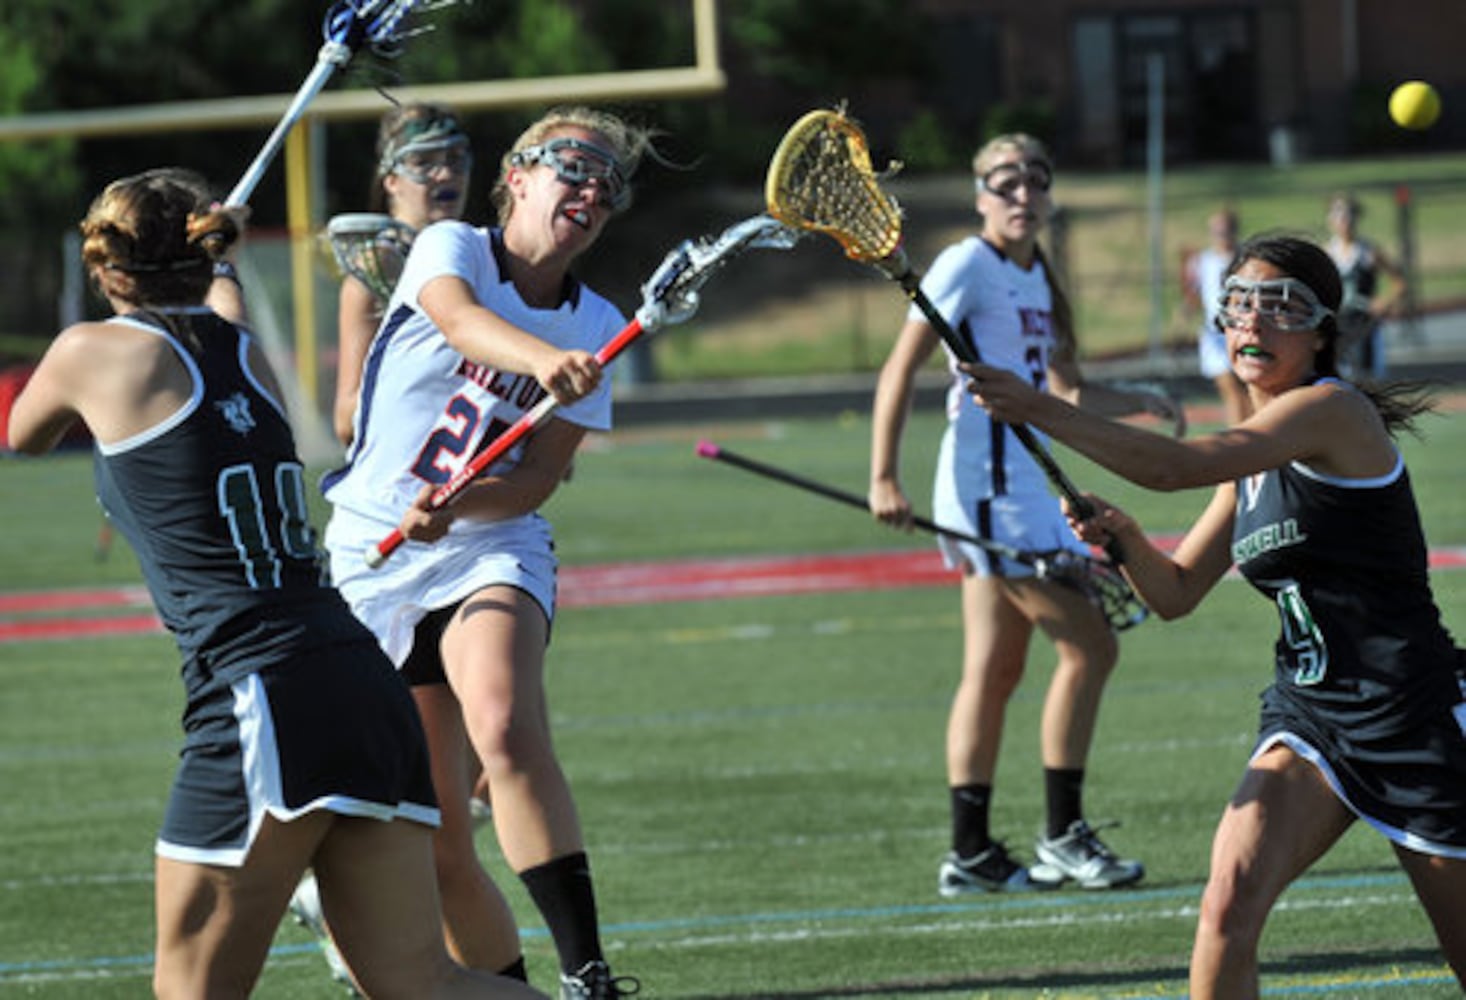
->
[961,232,1466,996]
[5,168,544,1000]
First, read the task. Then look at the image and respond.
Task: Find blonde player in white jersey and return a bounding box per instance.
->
[324,107,650,1000]
[869,133,1183,898]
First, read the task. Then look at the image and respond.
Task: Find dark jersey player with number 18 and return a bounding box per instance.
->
[5,167,543,999]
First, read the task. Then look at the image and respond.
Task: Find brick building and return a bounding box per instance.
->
[763,0,1466,167]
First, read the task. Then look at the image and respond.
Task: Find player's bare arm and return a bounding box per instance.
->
[869,317,939,528]
[419,274,601,403]
[442,418,586,525]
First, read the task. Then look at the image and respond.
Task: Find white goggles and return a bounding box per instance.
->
[1218,276,1333,332]
[511,137,629,211]
[389,135,473,185]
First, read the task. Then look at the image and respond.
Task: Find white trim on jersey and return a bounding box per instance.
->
[1255,732,1466,861]
[96,315,207,455]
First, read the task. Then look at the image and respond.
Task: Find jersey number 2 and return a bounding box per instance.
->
[412,394,511,485]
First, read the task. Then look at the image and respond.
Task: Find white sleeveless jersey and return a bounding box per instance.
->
[322,221,621,661]
[914,237,1084,575]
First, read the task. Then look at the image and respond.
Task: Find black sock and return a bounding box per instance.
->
[496,956,528,982]
[950,783,993,858]
[518,851,602,974]
[1044,767,1085,839]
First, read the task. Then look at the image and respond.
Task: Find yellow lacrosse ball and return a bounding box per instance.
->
[1389,81,1441,130]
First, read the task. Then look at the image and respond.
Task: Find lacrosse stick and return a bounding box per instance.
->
[226,0,435,207]
[365,214,803,568]
[764,107,1097,521]
[696,440,1147,631]
[323,212,417,302]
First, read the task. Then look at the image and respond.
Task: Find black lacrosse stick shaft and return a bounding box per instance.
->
[700,441,1145,631]
[696,441,1029,564]
[890,267,1094,519]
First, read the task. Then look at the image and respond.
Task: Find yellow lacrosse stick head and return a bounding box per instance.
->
[764,108,905,265]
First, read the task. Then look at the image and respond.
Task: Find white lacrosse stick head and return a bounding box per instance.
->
[324,213,416,303]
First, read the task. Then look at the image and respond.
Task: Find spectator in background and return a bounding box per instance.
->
[1325,191,1407,379]
[1183,208,1251,425]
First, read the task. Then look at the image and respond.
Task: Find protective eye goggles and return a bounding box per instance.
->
[976,160,1053,199]
[510,137,630,211]
[1218,276,1334,332]
[389,137,473,185]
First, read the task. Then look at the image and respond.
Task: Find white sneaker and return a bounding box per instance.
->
[469,793,494,830]
[1029,820,1144,889]
[289,874,358,993]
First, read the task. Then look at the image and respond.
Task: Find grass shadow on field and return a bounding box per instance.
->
[679,945,1448,999]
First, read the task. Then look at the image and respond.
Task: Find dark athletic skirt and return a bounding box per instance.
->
[156,636,438,867]
[1257,679,1466,858]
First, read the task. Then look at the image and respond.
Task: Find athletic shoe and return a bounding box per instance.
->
[1029,819,1144,889]
[288,873,360,995]
[937,843,1033,896]
[559,959,641,999]
[468,793,493,830]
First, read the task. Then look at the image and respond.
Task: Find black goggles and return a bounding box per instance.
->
[977,160,1054,198]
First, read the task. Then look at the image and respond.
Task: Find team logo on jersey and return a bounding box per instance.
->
[215,392,257,435]
[1232,517,1305,566]
[1241,472,1267,511]
[1017,306,1052,341]
[455,358,548,410]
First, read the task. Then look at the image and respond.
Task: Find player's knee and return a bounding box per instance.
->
[1197,867,1269,949]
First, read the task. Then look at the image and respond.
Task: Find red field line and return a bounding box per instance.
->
[3,545,1464,645]
[0,550,952,644]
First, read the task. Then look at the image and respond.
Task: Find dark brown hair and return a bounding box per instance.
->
[1229,231,1435,435]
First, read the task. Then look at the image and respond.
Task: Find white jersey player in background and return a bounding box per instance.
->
[1185,207,1251,425]
[868,132,1183,898]
[324,106,652,1000]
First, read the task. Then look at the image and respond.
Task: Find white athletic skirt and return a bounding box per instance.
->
[931,430,1087,578]
[325,506,559,667]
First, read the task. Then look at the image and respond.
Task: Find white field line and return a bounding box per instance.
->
[626,891,1415,952]
[1,885,1430,988]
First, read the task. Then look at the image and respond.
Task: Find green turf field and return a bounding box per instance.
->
[2,403,1464,998]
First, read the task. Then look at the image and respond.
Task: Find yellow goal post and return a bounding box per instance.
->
[0,0,725,462]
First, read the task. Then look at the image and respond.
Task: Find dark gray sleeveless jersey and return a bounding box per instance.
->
[1232,456,1459,738]
[94,310,369,698]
